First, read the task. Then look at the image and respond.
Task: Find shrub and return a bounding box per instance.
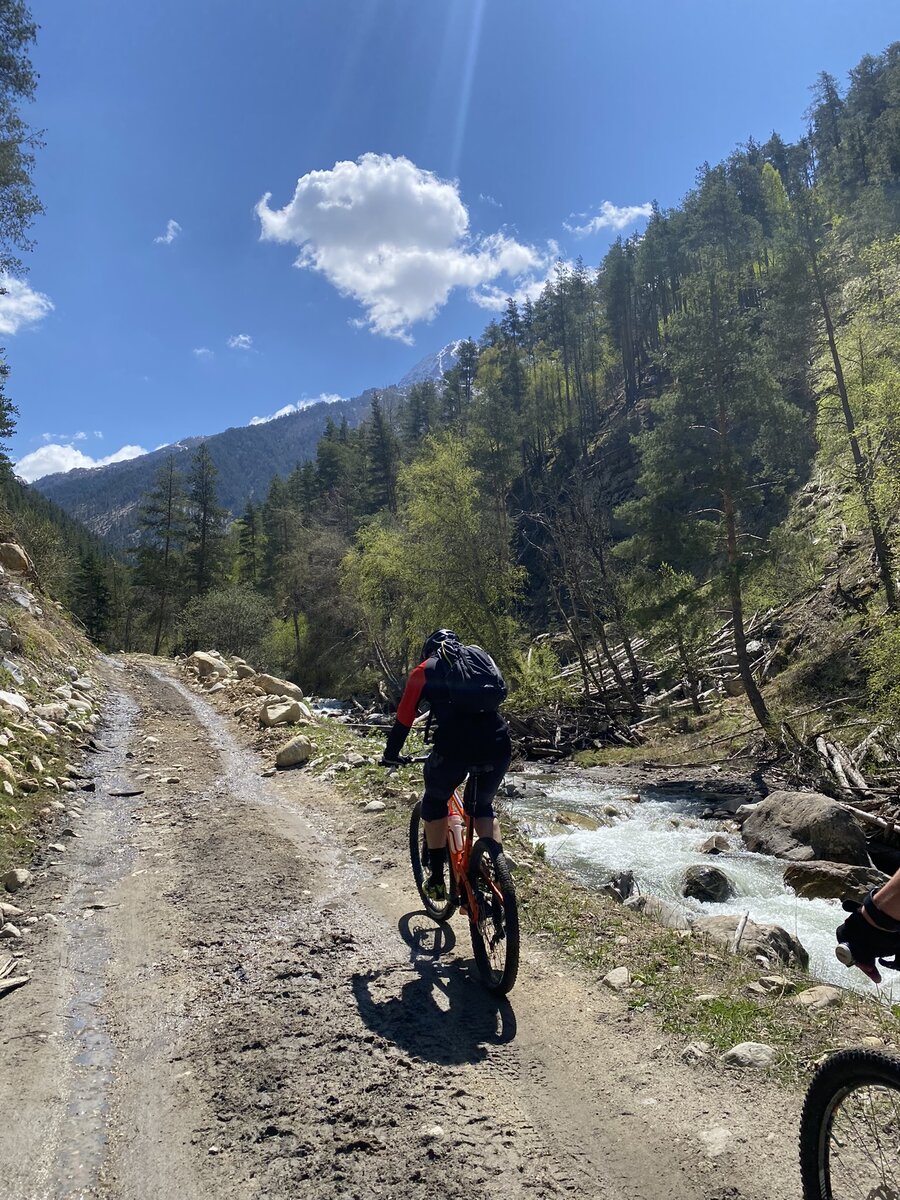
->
[178,584,272,662]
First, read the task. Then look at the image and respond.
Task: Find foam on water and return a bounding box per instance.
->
[507,775,899,1002]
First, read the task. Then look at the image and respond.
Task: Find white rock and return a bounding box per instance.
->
[724,1042,776,1068]
[602,966,632,991]
[275,735,313,768]
[260,699,305,728]
[792,985,843,1012]
[364,800,387,813]
[0,901,22,918]
[0,690,28,716]
[186,652,228,678]
[254,673,304,701]
[3,867,31,893]
[0,922,22,939]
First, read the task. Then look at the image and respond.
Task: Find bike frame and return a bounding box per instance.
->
[446,781,505,924]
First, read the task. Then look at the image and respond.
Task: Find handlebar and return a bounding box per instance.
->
[382,753,429,772]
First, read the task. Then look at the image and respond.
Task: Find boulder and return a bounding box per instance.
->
[682,865,735,903]
[792,985,843,1012]
[254,674,304,702]
[740,790,869,865]
[625,893,694,930]
[187,652,228,678]
[275,735,313,768]
[0,627,22,652]
[0,543,29,573]
[783,860,889,901]
[699,835,730,855]
[260,699,305,728]
[693,914,809,969]
[554,810,600,831]
[3,867,31,893]
[235,664,256,680]
[724,1042,776,1069]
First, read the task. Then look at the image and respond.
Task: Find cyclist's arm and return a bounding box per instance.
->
[869,868,900,923]
[383,662,427,762]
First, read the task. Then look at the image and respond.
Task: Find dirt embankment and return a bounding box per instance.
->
[2,657,809,1199]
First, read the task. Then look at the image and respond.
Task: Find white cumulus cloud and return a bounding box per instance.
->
[565,201,653,237]
[193,346,214,359]
[227,333,253,351]
[0,276,54,335]
[249,393,344,426]
[154,218,182,245]
[256,153,551,343]
[15,442,147,483]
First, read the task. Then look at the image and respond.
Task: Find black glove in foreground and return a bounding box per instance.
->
[836,902,900,978]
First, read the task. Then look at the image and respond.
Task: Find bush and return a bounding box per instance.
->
[178,584,272,662]
[863,614,900,722]
[509,642,569,710]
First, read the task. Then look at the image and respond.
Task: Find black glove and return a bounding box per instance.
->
[837,894,900,981]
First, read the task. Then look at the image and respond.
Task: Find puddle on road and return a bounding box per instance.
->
[52,687,143,1198]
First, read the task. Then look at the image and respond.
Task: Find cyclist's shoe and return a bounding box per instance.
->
[423,875,447,903]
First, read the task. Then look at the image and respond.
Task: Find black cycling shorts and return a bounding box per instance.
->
[420,744,512,822]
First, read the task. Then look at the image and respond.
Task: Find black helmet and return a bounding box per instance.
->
[420,628,458,662]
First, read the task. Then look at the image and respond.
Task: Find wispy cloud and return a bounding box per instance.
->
[154,218,182,245]
[0,276,54,335]
[15,442,147,483]
[478,192,502,208]
[193,346,214,359]
[257,153,553,343]
[249,393,344,426]
[227,333,253,351]
[564,200,653,237]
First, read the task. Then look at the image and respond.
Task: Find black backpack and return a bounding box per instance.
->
[428,642,508,713]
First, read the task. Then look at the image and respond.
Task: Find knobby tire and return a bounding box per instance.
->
[409,800,456,923]
[468,837,519,995]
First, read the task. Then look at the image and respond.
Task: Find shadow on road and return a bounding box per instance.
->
[350,911,517,1065]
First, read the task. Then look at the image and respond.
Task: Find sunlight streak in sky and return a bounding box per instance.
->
[450,0,488,178]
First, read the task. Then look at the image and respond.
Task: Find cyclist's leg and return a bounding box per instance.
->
[422,753,466,892]
[472,738,512,842]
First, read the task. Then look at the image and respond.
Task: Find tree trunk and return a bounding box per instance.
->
[723,488,770,729]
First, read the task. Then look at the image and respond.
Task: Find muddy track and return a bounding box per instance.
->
[1,659,802,1199]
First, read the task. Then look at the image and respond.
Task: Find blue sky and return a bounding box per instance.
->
[10,0,900,480]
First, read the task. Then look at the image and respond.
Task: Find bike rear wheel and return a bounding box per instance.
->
[409,800,456,922]
[467,837,519,994]
[799,1048,900,1200]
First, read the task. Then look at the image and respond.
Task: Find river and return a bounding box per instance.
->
[506,770,900,1002]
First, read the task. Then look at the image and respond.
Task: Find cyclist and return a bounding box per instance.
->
[380,629,511,903]
[836,865,900,982]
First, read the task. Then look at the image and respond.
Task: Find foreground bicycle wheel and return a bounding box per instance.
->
[409,800,457,923]
[468,838,519,995]
[799,1048,900,1200]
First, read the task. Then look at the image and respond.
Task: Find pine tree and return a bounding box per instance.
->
[186,444,227,597]
[135,455,189,654]
[236,500,264,587]
[73,552,112,643]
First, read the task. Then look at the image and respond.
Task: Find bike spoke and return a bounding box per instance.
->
[828,1083,900,1199]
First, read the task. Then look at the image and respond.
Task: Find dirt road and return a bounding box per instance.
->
[2,659,802,1199]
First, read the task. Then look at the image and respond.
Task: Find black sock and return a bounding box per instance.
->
[427,846,447,878]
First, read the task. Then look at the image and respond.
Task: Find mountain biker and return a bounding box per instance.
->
[836,865,900,982]
[380,629,511,903]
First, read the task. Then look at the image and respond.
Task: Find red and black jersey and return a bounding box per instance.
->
[384,654,508,763]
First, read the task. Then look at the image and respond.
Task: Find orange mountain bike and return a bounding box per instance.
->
[404,759,519,995]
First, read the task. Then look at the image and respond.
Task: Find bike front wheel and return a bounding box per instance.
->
[799,1048,900,1200]
[409,800,456,923]
[468,838,519,995]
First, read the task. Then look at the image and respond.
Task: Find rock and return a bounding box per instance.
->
[72,676,94,692]
[364,800,386,813]
[601,869,636,903]
[0,690,28,716]
[618,793,641,804]
[275,735,313,768]
[253,674,304,702]
[187,652,228,678]
[699,835,730,855]
[625,893,694,930]
[554,810,600,831]
[681,865,736,903]
[207,683,225,694]
[34,704,68,723]
[0,542,29,573]
[0,922,22,939]
[49,842,66,853]
[783,860,889,901]
[260,699,305,728]
[235,664,256,679]
[724,1042,776,1069]
[758,974,795,993]
[793,985,843,1012]
[346,752,366,768]
[28,755,44,775]
[0,754,16,783]
[0,901,22,918]
[740,790,869,865]
[602,804,621,818]
[0,626,22,652]
[18,778,39,793]
[693,914,809,969]
[681,1040,712,1064]
[2,867,29,893]
[602,966,632,991]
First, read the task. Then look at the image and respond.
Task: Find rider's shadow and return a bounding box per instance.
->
[350,912,517,1066]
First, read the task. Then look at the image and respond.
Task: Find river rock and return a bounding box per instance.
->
[254,674,304,702]
[625,893,694,930]
[602,966,632,991]
[724,1042,776,1069]
[260,699,305,728]
[0,543,29,573]
[3,867,30,893]
[554,810,600,831]
[793,985,843,1012]
[693,914,809,968]
[681,865,735,903]
[275,735,313,768]
[235,664,256,679]
[740,790,869,865]
[601,869,636,903]
[699,835,730,855]
[783,860,889,901]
